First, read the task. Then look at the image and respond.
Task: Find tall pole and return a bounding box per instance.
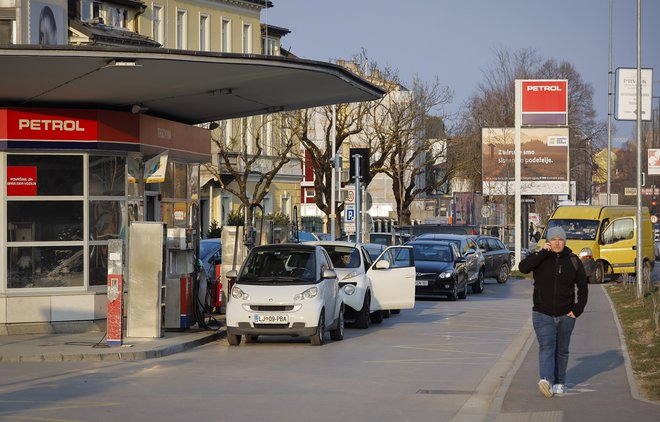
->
[607,0,613,204]
[330,105,337,240]
[636,0,643,298]
[514,80,522,271]
[354,154,362,243]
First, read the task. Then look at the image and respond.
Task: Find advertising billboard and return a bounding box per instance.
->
[30,1,67,45]
[615,68,653,121]
[482,127,570,196]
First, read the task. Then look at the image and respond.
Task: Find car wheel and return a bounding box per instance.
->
[458,282,468,299]
[245,335,259,343]
[471,270,485,294]
[391,309,401,314]
[589,261,604,284]
[355,292,371,329]
[497,263,510,284]
[227,330,242,346]
[370,310,384,324]
[383,310,391,318]
[310,312,325,346]
[330,305,344,341]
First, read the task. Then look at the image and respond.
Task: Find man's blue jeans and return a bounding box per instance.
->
[532,311,576,384]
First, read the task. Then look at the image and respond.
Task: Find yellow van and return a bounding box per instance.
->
[540,206,655,284]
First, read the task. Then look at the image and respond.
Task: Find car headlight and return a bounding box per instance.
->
[231,286,249,300]
[294,286,318,301]
[438,272,453,279]
[343,284,356,295]
[342,270,360,281]
[578,248,593,260]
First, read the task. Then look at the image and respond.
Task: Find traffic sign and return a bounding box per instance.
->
[344,204,356,233]
[344,186,355,204]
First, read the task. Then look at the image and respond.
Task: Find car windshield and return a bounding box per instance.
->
[545,219,599,240]
[240,249,316,282]
[412,244,453,262]
[321,245,361,269]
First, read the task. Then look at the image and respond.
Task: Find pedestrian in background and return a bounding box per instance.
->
[518,226,589,398]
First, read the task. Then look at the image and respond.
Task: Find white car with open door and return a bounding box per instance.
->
[310,241,415,329]
[225,243,344,346]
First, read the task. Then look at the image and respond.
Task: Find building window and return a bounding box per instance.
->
[262,36,277,56]
[199,14,209,51]
[0,20,14,44]
[221,18,230,52]
[6,154,85,289]
[176,9,187,49]
[152,4,164,45]
[109,7,128,29]
[242,23,251,53]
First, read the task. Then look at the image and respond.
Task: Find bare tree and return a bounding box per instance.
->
[365,73,455,225]
[456,47,605,220]
[204,114,297,222]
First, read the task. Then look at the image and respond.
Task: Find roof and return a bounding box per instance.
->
[0,46,385,125]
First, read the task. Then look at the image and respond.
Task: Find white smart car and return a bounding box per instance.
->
[310,241,416,329]
[225,243,344,346]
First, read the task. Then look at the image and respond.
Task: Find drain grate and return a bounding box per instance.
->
[416,389,474,395]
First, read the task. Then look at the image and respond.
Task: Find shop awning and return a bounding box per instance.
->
[0,46,385,125]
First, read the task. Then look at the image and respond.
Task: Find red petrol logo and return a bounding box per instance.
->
[522,80,567,113]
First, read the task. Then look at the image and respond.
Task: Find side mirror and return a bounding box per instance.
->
[226,269,238,278]
[322,269,337,279]
[465,248,476,255]
[374,259,391,270]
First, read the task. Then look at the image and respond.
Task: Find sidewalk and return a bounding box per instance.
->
[0,322,225,363]
[488,284,659,422]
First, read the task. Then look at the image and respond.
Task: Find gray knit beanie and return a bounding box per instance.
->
[546,226,566,241]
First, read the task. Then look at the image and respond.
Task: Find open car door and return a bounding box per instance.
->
[368,246,415,310]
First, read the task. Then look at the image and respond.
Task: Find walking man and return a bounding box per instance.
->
[518,226,589,398]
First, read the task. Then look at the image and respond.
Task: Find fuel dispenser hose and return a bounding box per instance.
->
[192,259,222,331]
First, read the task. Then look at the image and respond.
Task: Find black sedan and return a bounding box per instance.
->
[409,240,469,301]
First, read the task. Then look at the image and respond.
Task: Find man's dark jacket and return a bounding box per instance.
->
[518,246,589,317]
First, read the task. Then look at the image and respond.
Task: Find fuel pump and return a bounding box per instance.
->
[164,227,194,329]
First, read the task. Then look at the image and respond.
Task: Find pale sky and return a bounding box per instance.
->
[265,0,660,142]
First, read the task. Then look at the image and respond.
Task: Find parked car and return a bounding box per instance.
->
[309,241,415,328]
[408,240,469,300]
[293,231,321,242]
[361,242,386,261]
[225,243,344,346]
[199,238,222,281]
[367,232,411,246]
[472,235,511,283]
[414,233,485,293]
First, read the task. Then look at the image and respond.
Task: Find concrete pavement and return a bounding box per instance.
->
[1,284,657,422]
[488,284,659,422]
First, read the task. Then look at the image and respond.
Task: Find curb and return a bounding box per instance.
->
[0,329,226,363]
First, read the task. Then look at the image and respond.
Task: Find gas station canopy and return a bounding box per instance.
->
[0,46,385,125]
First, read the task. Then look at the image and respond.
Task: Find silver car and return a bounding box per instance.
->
[414,233,486,294]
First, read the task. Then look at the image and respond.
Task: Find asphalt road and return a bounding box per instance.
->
[0,277,533,422]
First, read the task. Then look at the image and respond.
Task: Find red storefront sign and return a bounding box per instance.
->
[7,166,37,196]
[6,109,98,141]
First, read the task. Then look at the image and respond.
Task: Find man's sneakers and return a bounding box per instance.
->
[538,379,553,398]
[552,384,566,396]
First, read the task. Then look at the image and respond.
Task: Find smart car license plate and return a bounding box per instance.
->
[415,280,428,286]
[254,314,289,324]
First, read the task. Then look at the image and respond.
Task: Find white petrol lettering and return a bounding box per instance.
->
[526,85,563,92]
[18,119,85,132]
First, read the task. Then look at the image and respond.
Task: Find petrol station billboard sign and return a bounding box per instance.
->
[521,79,568,125]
